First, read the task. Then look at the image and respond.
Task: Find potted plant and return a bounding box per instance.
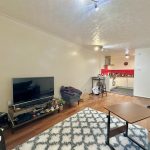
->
[57,99,65,111]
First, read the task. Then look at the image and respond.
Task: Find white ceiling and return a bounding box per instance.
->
[0,0,150,52]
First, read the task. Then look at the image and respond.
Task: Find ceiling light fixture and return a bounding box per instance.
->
[125,54,130,59]
[94,45,103,52]
[125,49,130,59]
[125,49,129,54]
[94,46,99,51]
[91,0,99,11]
[99,45,103,51]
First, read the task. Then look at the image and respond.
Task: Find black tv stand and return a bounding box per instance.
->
[8,98,60,131]
[13,96,53,109]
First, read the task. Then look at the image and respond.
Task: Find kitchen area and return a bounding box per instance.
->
[102,51,134,96]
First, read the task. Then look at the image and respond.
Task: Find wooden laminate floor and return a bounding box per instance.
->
[5,93,150,150]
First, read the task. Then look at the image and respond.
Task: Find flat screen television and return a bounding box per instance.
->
[13,77,54,105]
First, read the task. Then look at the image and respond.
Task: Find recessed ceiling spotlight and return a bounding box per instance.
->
[125,54,130,59]
[94,46,99,51]
[125,49,130,59]
[94,45,103,52]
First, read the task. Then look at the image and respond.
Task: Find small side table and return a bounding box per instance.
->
[105,103,150,150]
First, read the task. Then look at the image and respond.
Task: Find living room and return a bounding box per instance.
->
[0,0,150,150]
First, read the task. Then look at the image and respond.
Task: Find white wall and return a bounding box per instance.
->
[0,15,104,112]
[134,48,150,98]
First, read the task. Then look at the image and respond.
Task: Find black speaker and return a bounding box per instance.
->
[0,128,6,150]
[0,113,8,128]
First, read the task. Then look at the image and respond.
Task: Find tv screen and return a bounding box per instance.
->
[13,77,54,105]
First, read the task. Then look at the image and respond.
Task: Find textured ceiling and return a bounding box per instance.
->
[0,0,150,52]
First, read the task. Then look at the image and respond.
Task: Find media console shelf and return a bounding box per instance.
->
[8,99,60,131]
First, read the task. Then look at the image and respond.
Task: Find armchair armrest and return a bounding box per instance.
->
[69,87,82,95]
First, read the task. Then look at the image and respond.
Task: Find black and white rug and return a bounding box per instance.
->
[14,108,149,150]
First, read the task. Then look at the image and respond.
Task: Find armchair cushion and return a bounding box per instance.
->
[60,86,82,105]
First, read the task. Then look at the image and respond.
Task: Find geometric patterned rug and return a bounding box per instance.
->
[13,108,149,150]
